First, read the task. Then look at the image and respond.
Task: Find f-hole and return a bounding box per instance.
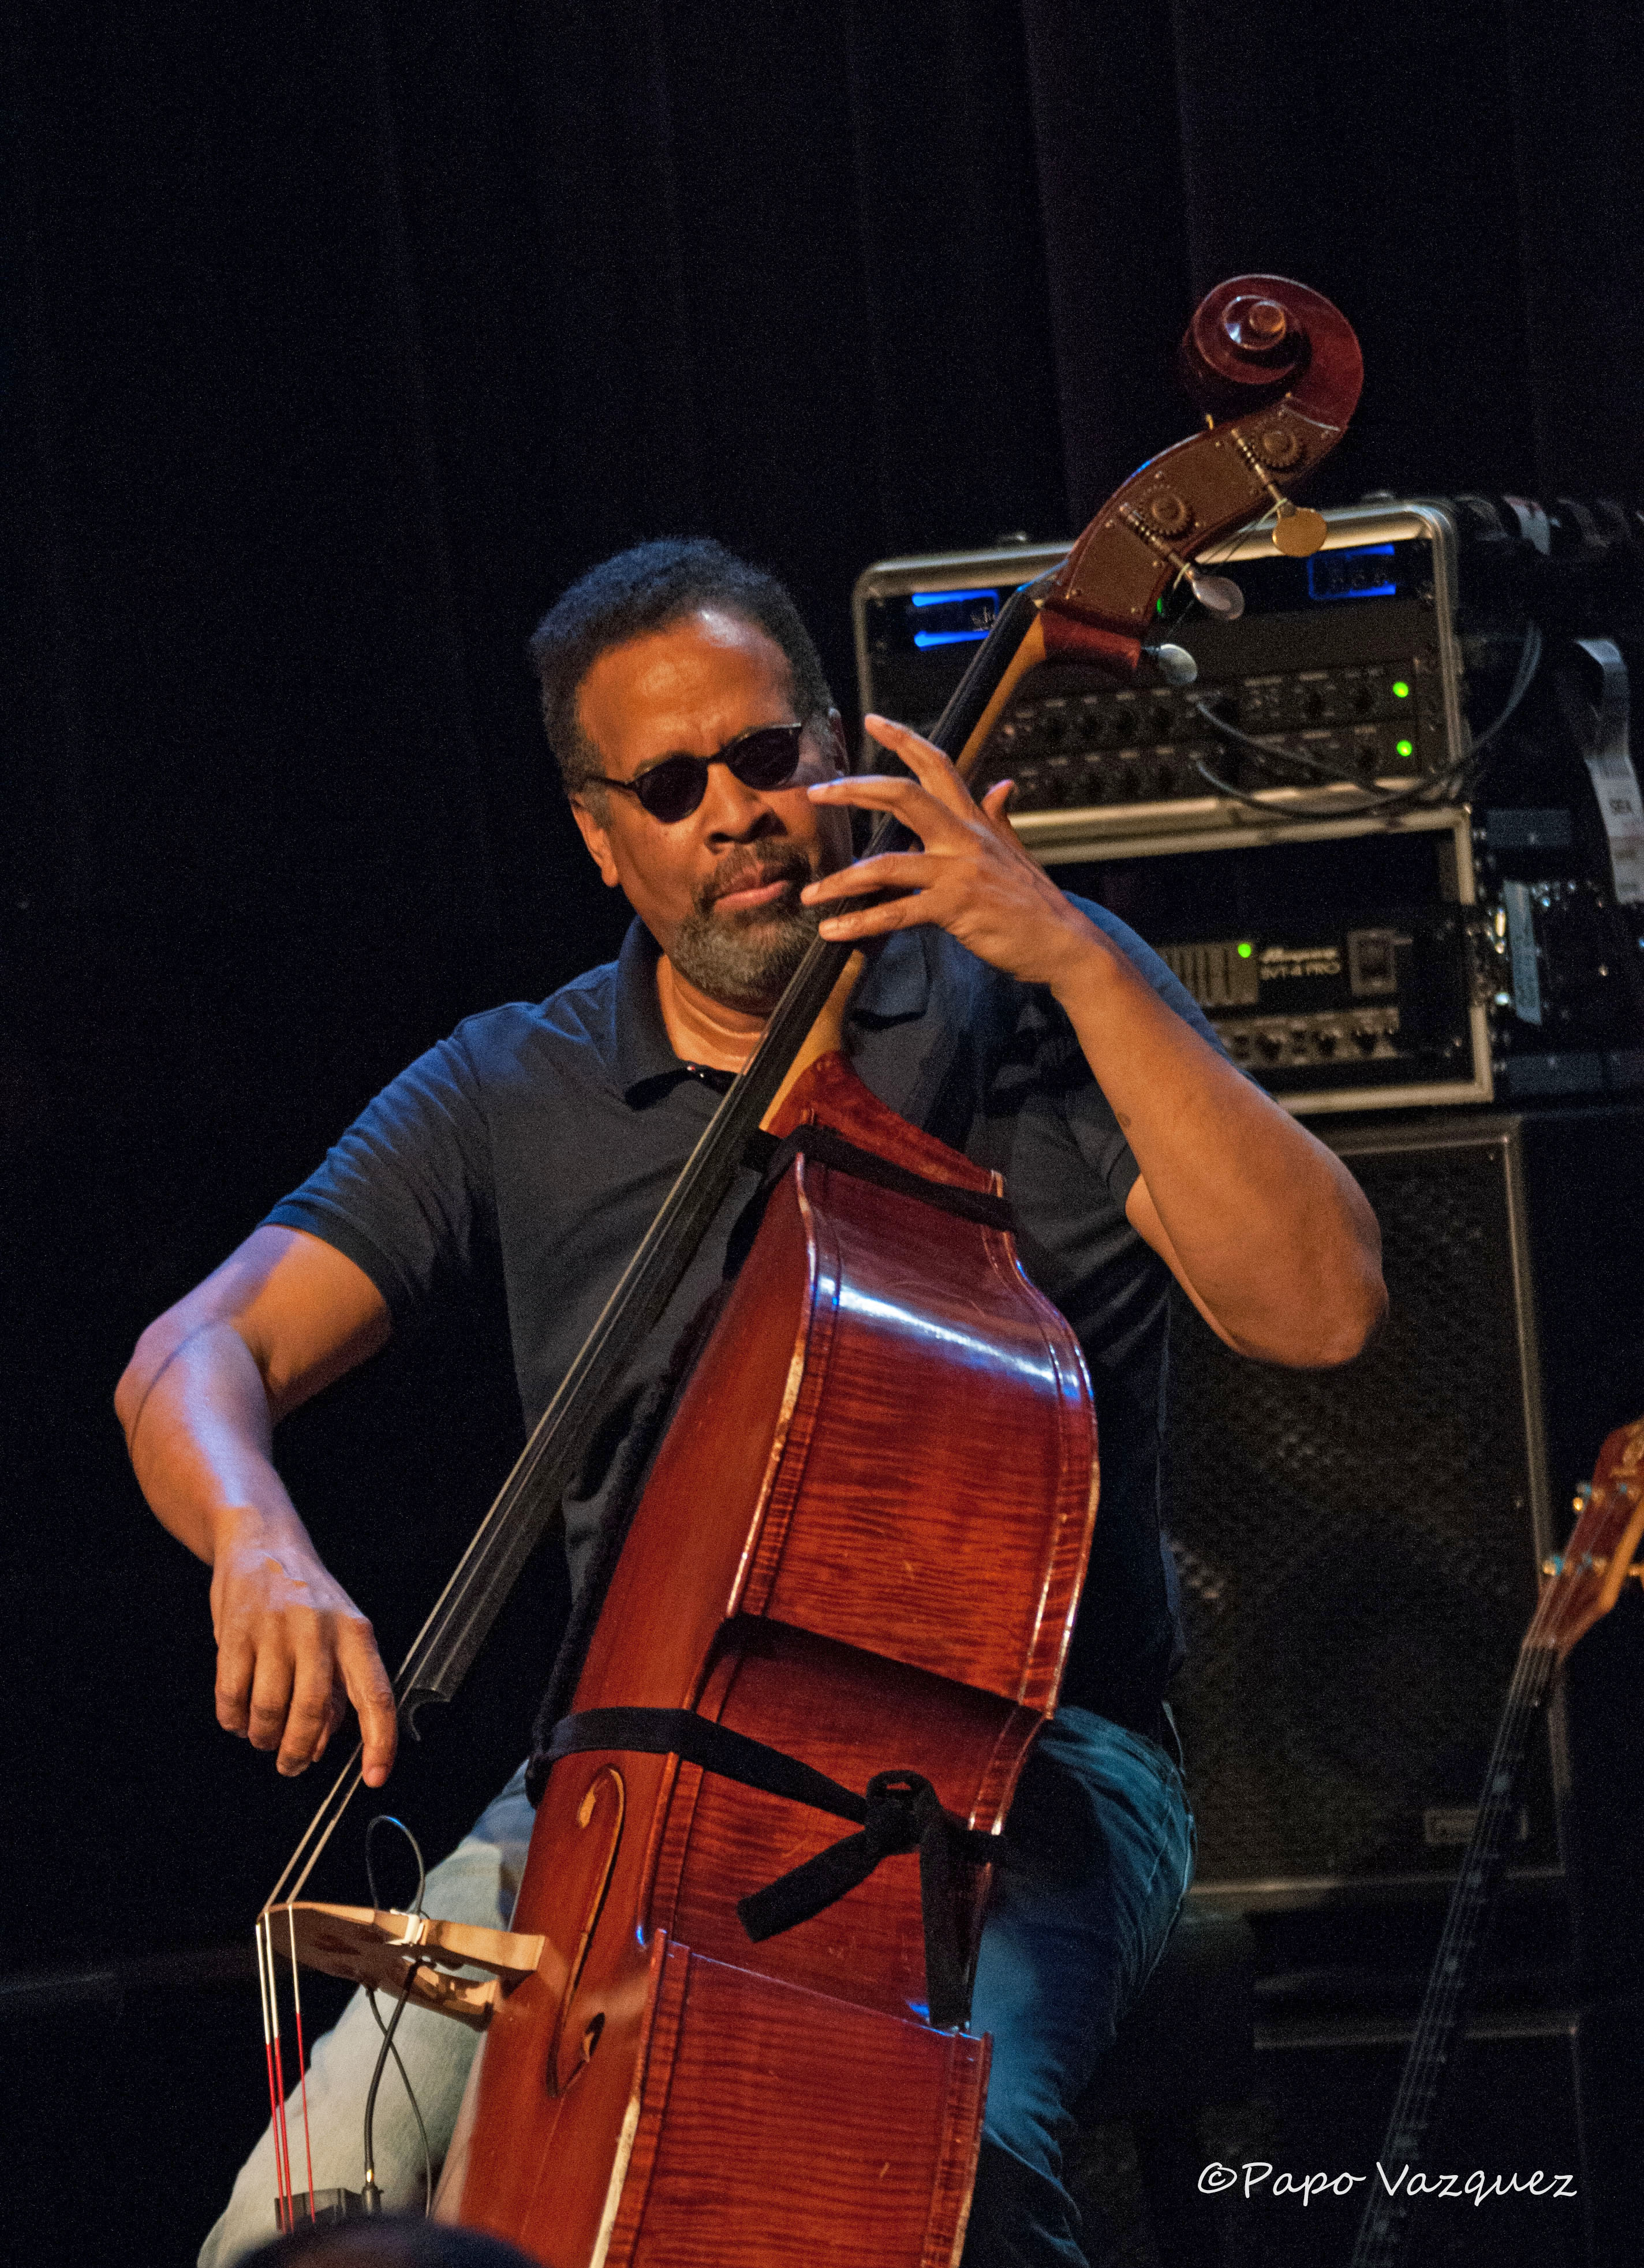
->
[547,1765,624,2097]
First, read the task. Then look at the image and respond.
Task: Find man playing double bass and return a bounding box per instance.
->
[119,539,1386,2267]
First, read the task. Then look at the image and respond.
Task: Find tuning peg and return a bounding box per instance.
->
[1189,572,1246,619]
[1272,504,1329,558]
[1144,642,1198,686]
[1228,429,1328,557]
[1120,506,1246,618]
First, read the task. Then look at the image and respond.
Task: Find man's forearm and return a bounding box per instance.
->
[116,1306,399,1782]
[117,1318,305,1565]
[1051,935,1387,1367]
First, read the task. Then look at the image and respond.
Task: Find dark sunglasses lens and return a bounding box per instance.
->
[727,724,805,789]
[633,757,711,823]
[628,724,805,821]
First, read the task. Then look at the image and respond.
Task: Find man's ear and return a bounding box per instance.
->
[570,796,622,888]
[822,708,849,775]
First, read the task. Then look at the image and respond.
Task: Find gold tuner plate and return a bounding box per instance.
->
[1272,506,1329,557]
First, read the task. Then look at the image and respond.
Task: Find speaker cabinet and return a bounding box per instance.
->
[1167,1114,1566,1903]
[1215,1997,1635,2267]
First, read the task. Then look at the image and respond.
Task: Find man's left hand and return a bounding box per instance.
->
[804,715,1107,990]
[809,712,1387,1372]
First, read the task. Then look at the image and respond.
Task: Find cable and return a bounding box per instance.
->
[360,1816,434,2217]
[1189,703,1372,787]
[1186,620,1543,825]
[1468,617,1544,754]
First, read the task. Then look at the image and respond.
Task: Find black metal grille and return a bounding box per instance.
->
[1167,1122,1561,1893]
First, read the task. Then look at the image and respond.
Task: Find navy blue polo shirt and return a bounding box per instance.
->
[267,907,1219,1730]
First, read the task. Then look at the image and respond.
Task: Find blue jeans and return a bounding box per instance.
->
[965,1708,1195,2267]
[201,1709,1191,2268]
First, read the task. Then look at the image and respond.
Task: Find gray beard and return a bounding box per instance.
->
[667,886,821,1014]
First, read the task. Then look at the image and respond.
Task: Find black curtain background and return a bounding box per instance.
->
[6,4,1644,2259]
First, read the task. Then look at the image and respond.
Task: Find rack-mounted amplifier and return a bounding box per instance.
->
[1032,807,1491,1115]
[852,502,1467,849]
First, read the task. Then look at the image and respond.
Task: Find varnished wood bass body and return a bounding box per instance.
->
[435,1056,1097,2265]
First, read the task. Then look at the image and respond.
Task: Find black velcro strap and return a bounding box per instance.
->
[544,1706,998,2030]
[742,1122,1013,1233]
[738,1769,973,2032]
[546,1707,868,1827]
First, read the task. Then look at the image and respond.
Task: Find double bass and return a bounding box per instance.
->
[270,275,1364,2264]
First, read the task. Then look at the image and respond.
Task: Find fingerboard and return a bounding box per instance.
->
[1348,1642,1557,2267]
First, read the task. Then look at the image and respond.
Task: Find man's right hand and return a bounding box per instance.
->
[210,1517,398,1782]
[117,1224,398,1785]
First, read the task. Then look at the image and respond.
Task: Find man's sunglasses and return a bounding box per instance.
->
[591,721,810,825]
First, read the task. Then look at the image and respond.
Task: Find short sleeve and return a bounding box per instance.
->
[263,1030,495,1323]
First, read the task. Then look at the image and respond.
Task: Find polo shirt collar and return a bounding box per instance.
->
[612,920,685,1101]
[611,916,933,1104]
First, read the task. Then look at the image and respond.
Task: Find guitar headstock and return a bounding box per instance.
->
[1541,1416,1644,1660]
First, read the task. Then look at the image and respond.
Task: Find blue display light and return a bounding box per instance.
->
[1307,544,1398,603]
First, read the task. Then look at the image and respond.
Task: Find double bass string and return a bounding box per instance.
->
[285,1903,317,2226]
[266,1749,364,1918]
[253,1913,296,2230]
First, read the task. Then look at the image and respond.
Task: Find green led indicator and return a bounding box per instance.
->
[1392,679,1411,698]
[1236,941,1254,960]
[1396,738,1415,758]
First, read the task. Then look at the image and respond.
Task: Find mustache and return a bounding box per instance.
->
[699,844,815,915]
